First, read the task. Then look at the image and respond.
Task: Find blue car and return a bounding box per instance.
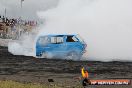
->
[36,34,87,60]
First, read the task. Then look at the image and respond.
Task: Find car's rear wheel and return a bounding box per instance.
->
[41,52,47,58]
[36,52,47,58]
[40,52,53,59]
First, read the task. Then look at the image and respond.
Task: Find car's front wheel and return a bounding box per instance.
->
[66,51,81,60]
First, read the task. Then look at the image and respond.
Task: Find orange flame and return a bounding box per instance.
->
[81,67,89,78]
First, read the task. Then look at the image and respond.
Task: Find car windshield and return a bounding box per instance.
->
[76,34,85,43]
[66,36,78,42]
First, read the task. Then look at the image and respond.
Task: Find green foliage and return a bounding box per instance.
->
[0,80,84,88]
[0,80,61,88]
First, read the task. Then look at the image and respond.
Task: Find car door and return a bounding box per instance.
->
[65,35,81,54]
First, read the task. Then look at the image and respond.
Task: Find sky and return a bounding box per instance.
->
[0,0,58,20]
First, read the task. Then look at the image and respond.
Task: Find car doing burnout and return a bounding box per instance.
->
[36,34,87,60]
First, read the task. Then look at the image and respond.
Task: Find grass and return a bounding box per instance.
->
[0,80,61,88]
[0,80,83,88]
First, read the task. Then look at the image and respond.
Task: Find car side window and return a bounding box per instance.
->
[66,36,78,42]
[38,36,50,45]
[51,37,63,44]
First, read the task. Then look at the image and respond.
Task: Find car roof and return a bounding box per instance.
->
[39,34,78,37]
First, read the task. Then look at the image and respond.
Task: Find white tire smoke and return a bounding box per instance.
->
[8,0,132,61]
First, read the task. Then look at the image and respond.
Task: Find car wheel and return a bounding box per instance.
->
[39,52,47,58]
[41,52,53,59]
[66,52,81,60]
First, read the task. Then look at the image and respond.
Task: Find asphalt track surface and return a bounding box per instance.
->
[0,46,132,88]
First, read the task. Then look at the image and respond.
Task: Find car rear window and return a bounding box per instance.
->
[38,36,50,45]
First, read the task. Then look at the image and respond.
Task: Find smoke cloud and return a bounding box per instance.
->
[8,0,132,61]
[8,34,36,56]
